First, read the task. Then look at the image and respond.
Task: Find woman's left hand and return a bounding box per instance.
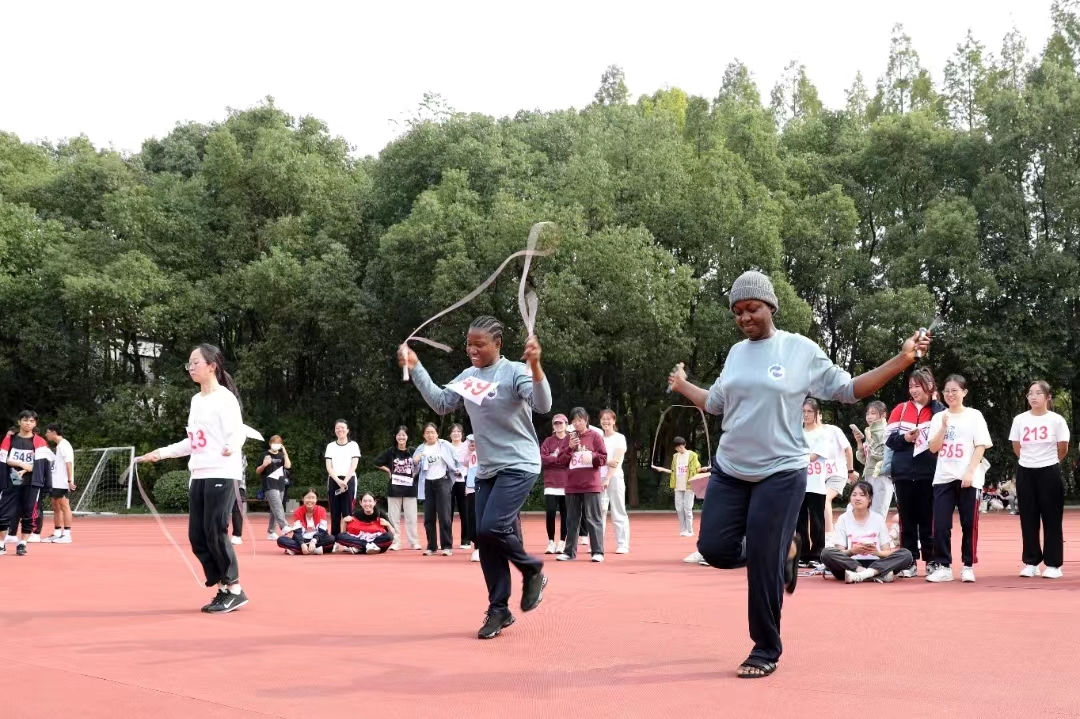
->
[522,335,542,369]
[961,471,974,489]
[902,330,932,363]
[222,447,233,457]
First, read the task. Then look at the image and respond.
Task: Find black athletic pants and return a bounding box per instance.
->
[797,492,826,563]
[893,479,934,566]
[231,487,247,537]
[932,481,980,568]
[1017,465,1064,568]
[424,478,454,551]
[189,478,239,586]
[0,485,41,536]
[545,494,567,542]
[327,476,356,536]
[450,480,469,546]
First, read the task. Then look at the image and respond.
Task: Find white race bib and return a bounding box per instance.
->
[445,378,500,406]
[912,424,931,457]
[569,451,593,470]
[391,473,413,486]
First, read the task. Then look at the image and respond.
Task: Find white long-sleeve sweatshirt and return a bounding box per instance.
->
[157,387,246,481]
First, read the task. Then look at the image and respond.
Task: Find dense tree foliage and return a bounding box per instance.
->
[4,8,1080,502]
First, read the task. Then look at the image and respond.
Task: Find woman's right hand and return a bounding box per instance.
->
[668,362,687,392]
[903,428,919,443]
[398,343,418,370]
[136,450,161,464]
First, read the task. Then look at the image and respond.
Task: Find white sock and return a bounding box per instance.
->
[63,529,71,537]
[228,584,242,595]
[52,529,62,537]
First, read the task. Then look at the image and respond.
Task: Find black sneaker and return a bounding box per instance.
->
[201,591,227,613]
[16,543,27,556]
[521,572,548,613]
[208,590,249,614]
[477,610,515,640]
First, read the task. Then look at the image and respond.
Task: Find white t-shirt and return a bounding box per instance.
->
[452,442,470,481]
[1009,411,1070,469]
[158,387,246,481]
[928,408,992,486]
[51,438,74,489]
[420,442,447,479]
[599,431,627,480]
[832,510,891,560]
[325,441,361,478]
[804,424,850,494]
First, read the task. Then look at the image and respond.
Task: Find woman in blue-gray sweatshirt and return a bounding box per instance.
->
[400,315,552,640]
[668,271,931,679]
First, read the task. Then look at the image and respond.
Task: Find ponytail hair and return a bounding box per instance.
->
[195,343,241,409]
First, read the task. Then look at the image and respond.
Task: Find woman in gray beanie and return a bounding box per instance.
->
[668,270,931,678]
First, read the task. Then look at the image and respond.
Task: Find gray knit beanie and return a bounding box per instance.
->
[729,271,778,311]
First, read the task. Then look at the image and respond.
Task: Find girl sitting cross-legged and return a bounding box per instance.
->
[277,489,335,555]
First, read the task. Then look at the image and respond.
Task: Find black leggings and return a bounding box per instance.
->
[327,477,356,535]
[545,494,567,541]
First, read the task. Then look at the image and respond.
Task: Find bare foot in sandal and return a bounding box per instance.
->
[737,662,777,678]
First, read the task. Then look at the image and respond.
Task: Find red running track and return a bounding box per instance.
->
[0,512,1078,719]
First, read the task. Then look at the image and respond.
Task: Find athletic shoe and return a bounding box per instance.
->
[53,535,71,544]
[365,543,380,554]
[441,549,453,557]
[1019,564,1041,578]
[332,544,344,554]
[389,542,400,551]
[1043,566,1064,579]
[27,534,41,543]
[16,543,27,556]
[615,546,629,554]
[844,569,864,584]
[899,565,917,579]
[926,566,954,583]
[459,543,471,550]
[683,551,704,564]
[798,560,811,569]
[591,554,605,563]
[300,543,312,555]
[521,572,548,612]
[679,531,692,537]
[284,549,297,555]
[873,571,895,584]
[201,591,227,613]
[477,610,514,640]
[961,566,976,583]
[230,536,243,546]
[926,561,941,576]
[471,549,480,562]
[267,532,278,541]
[555,540,566,553]
[556,553,573,561]
[313,546,324,555]
[423,550,435,556]
[578,536,588,545]
[0,545,6,556]
[545,540,557,554]
[3,535,16,544]
[411,544,423,550]
[209,590,249,614]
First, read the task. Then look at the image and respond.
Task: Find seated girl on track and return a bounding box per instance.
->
[277,489,335,555]
[335,492,396,554]
[821,480,912,583]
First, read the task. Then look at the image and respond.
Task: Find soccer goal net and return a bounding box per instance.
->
[70,447,136,514]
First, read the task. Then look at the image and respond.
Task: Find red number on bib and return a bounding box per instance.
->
[188,430,208,449]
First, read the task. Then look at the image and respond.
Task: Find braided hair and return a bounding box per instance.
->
[469,315,504,344]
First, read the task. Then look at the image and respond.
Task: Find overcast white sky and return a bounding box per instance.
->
[0,0,1057,159]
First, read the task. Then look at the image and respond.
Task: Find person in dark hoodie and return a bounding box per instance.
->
[0,411,51,556]
[885,368,946,579]
[540,414,571,555]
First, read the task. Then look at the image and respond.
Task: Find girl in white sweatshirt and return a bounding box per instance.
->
[137,344,250,614]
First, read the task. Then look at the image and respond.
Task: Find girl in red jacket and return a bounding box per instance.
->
[556,408,607,562]
[277,489,335,555]
[540,414,572,554]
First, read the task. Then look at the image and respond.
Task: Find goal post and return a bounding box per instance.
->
[70,447,136,514]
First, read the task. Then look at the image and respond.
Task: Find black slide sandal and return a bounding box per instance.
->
[737,662,777,679]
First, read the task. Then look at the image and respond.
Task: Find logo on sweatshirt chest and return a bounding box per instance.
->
[767,364,785,380]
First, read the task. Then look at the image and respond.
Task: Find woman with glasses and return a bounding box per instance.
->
[1010,381,1070,579]
[136,345,250,613]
